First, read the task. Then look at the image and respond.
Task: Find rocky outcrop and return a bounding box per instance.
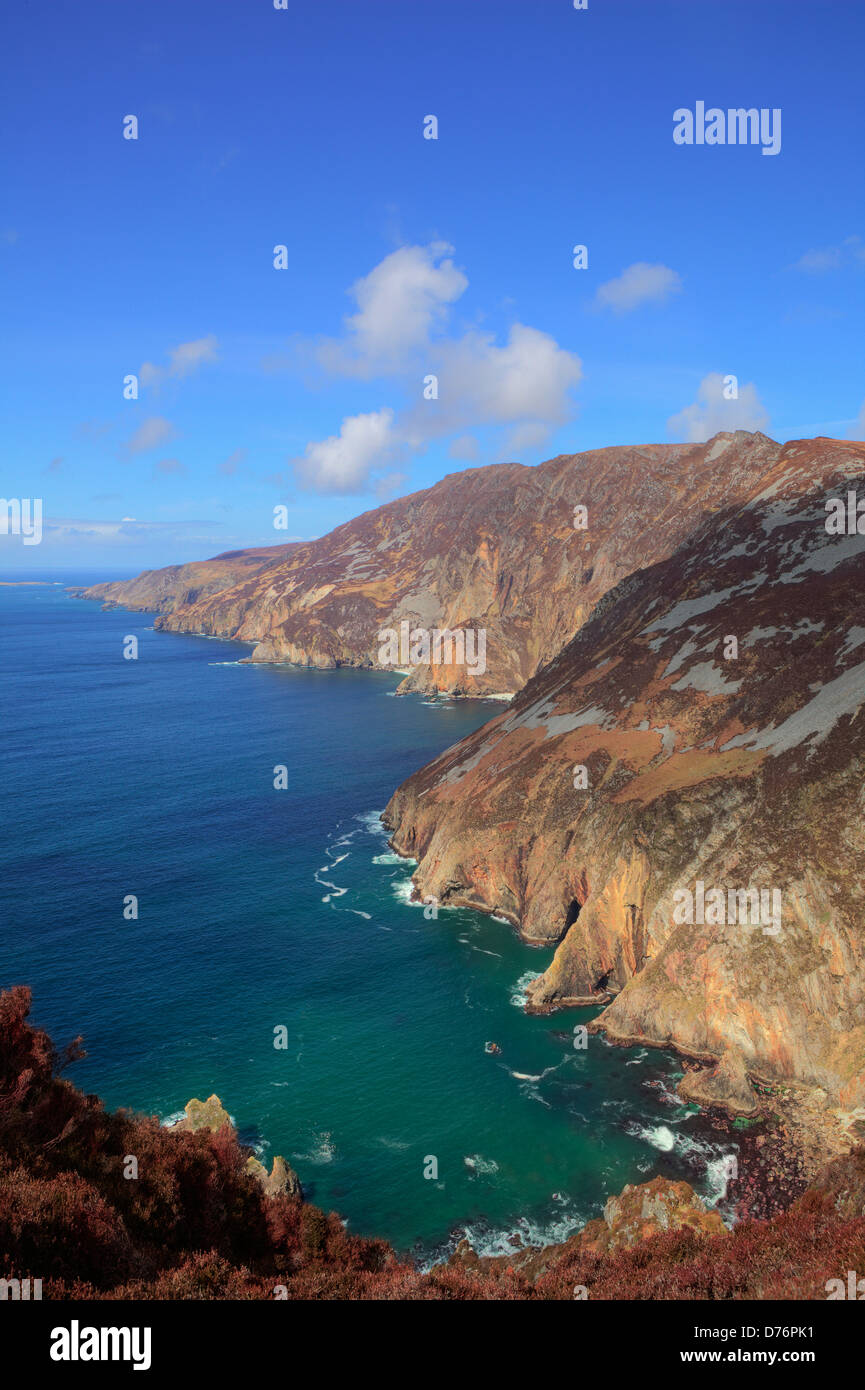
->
[245,1153,303,1199]
[175,1094,302,1198]
[678,1048,759,1116]
[176,1094,232,1133]
[72,432,782,696]
[383,437,865,1108]
[451,1176,726,1282]
[591,1177,727,1251]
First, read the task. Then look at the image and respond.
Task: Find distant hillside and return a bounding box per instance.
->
[74,431,783,696]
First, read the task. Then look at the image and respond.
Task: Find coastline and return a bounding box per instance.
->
[30,583,862,1273]
[67,589,520,700]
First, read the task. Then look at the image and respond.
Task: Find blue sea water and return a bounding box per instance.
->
[0,574,735,1260]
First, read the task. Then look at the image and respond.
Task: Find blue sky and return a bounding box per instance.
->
[2,0,863,571]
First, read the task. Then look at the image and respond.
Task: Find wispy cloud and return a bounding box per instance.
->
[448,435,480,462]
[374,471,408,501]
[139,336,218,388]
[219,448,247,476]
[792,235,865,273]
[123,416,178,455]
[594,262,682,314]
[38,515,222,542]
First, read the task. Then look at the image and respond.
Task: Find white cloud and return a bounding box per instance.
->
[292,409,397,494]
[139,336,218,387]
[156,457,185,474]
[433,325,582,433]
[317,243,467,378]
[123,416,178,455]
[293,320,582,493]
[290,243,582,488]
[667,372,770,443]
[394,322,581,462]
[594,262,682,314]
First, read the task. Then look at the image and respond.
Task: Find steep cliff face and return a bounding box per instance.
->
[74,432,781,696]
[383,437,865,1109]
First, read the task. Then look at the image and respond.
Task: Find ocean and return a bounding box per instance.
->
[0,573,735,1261]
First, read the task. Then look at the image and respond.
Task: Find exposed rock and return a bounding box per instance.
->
[176,1094,232,1133]
[384,437,865,1106]
[71,432,782,697]
[450,1176,726,1281]
[245,1154,303,1199]
[176,1095,303,1199]
[595,1176,727,1251]
[678,1048,759,1116]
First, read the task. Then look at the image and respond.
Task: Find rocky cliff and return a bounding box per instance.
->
[74,432,782,696]
[383,437,865,1112]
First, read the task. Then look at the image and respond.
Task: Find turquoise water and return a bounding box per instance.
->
[0,575,734,1260]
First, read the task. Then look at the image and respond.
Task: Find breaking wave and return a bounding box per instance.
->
[464,1154,500,1177]
[510,970,539,1010]
[420,1200,587,1270]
